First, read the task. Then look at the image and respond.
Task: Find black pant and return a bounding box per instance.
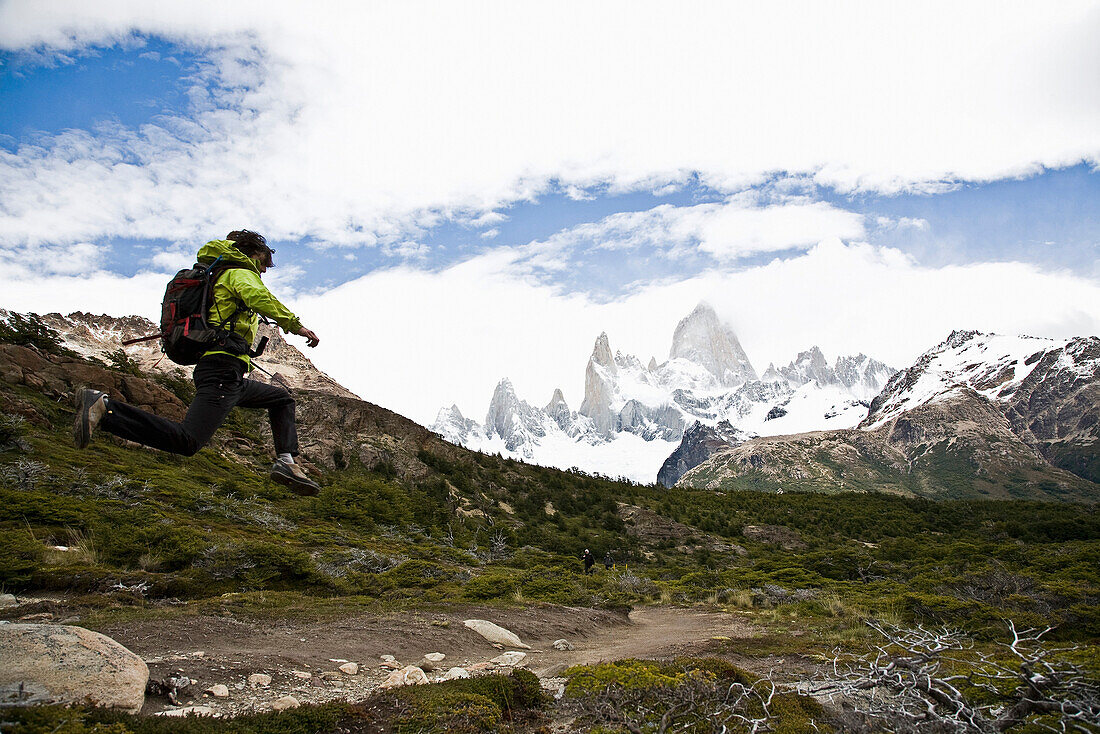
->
[100,354,298,457]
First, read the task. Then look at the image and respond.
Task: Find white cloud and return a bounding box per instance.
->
[300,239,1100,424]
[480,228,500,239]
[3,238,1097,426]
[521,198,865,263]
[876,216,930,231]
[0,2,1098,247]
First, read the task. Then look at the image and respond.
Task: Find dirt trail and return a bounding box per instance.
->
[93,604,758,716]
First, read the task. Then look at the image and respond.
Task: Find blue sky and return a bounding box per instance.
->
[3,36,1097,292]
[1,3,1098,422]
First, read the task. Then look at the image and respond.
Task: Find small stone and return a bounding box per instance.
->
[291,670,312,679]
[320,671,342,681]
[467,661,493,671]
[379,661,401,670]
[551,639,574,651]
[247,673,272,688]
[491,651,527,667]
[156,706,215,718]
[423,652,446,663]
[442,667,470,680]
[338,662,359,675]
[380,654,397,662]
[272,696,300,711]
[205,684,230,698]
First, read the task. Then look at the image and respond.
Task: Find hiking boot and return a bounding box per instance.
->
[270,459,321,496]
[73,388,108,449]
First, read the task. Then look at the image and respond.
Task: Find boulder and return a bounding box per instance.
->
[379,665,429,689]
[0,594,17,608]
[0,624,148,713]
[272,696,300,711]
[552,639,574,651]
[463,619,530,649]
[205,684,230,698]
[248,673,272,688]
[339,662,359,675]
[442,667,470,680]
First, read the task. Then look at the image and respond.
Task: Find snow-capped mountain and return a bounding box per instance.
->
[431,302,895,483]
[676,330,1100,500]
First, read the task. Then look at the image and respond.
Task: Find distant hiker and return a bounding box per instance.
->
[73,230,322,495]
[582,548,595,575]
[603,551,614,570]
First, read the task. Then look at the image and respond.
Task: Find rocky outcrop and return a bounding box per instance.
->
[1000,337,1100,482]
[657,420,746,488]
[668,303,757,387]
[0,624,148,713]
[1,342,186,423]
[0,338,463,482]
[26,311,357,400]
[484,378,548,452]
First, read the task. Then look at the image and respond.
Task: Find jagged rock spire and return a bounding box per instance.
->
[579,332,618,436]
[668,302,757,387]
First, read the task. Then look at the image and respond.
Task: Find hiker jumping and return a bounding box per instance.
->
[73,230,322,495]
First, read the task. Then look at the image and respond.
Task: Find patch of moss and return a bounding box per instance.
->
[2,702,350,734]
[360,669,546,733]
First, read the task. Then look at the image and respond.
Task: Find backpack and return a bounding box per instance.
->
[124,257,257,365]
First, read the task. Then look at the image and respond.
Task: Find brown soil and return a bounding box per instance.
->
[90,604,759,717]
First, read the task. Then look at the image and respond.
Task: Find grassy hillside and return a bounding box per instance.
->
[3,318,1100,732]
[2,320,1099,646]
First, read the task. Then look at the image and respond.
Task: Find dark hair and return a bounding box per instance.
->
[227,229,274,266]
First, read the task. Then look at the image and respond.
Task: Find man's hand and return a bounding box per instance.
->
[296,326,320,348]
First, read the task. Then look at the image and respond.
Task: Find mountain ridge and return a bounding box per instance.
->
[432,302,896,483]
[677,330,1100,500]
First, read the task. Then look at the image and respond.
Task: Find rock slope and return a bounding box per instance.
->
[678,331,1100,501]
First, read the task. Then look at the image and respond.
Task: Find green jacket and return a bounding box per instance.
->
[196,240,303,370]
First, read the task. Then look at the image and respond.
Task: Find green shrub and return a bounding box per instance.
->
[463,570,517,600]
[368,669,546,733]
[0,528,43,586]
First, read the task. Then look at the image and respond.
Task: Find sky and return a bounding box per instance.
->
[1,1,1099,427]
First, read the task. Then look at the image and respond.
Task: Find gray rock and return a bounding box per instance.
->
[380,665,429,689]
[491,651,527,667]
[272,695,300,711]
[0,624,148,713]
[248,673,272,688]
[0,593,17,608]
[551,639,574,651]
[463,619,530,649]
[156,706,215,718]
[442,667,470,680]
